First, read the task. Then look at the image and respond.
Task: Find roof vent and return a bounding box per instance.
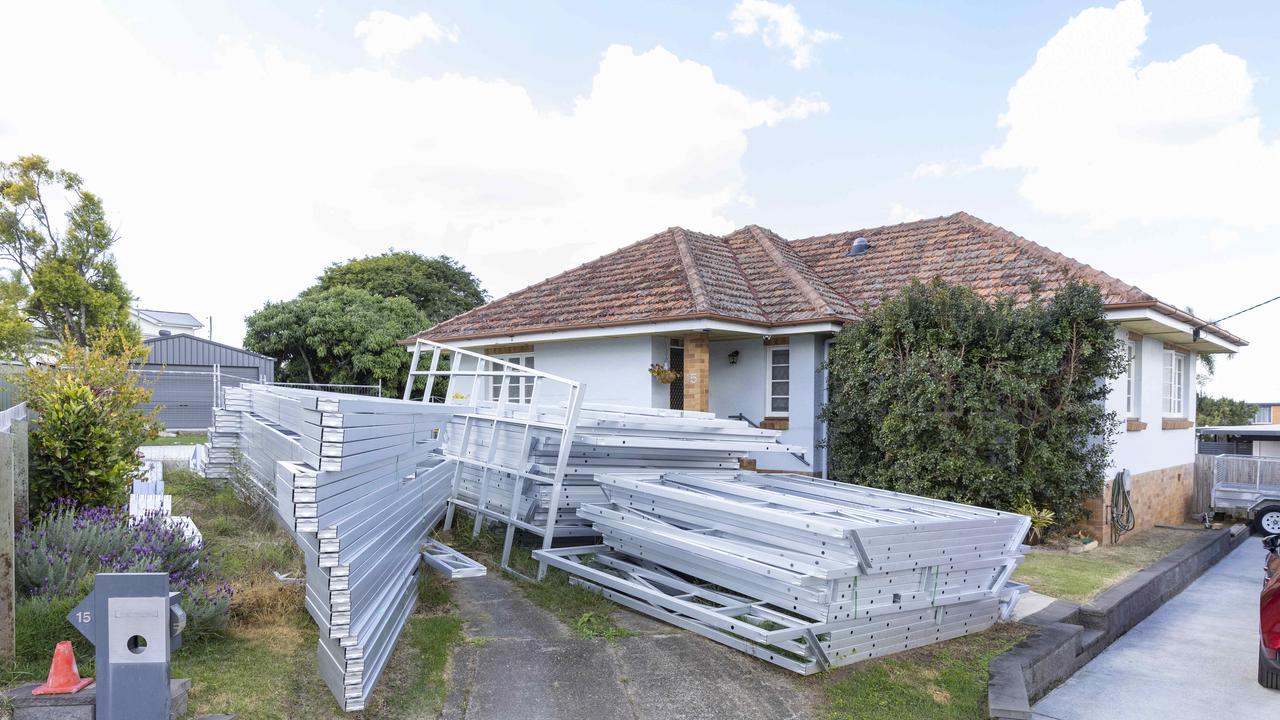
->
[847,237,870,257]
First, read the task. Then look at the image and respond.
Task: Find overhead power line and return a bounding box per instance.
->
[1192,293,1280,342]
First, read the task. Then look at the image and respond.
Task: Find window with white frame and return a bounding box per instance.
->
[1124,339,1140,417]
[767,346,790,416]
[1255,405,1273,424]
[1161,349,1186,416]
[490,353,535,404]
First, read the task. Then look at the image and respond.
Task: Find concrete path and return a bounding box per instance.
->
[1033,536,1280,719]
[442,574,820,720]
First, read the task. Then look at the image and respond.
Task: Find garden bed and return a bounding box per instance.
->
[1012,526,1201,602]
[3,468,462,720]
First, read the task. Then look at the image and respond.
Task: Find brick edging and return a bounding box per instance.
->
[987,525,1251,719]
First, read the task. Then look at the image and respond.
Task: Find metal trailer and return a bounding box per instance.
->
[1210,453,1280,534]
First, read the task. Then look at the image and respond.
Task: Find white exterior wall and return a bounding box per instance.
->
[134,316,201,339]
[709,334,820,474]
[531,336,657,406]
[1107,327,1199,476]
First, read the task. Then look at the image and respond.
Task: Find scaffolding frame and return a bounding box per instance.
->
[405,339,585,579]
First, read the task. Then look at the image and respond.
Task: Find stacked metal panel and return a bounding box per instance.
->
[444,405,805,537]
[200,383,484,711]
[402,341,807,579]
[535,471,1029,674]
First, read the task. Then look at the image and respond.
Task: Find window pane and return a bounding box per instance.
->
[771,397,789,413]
[772,381,789,396]
[771,365,789,380]
[772,348,789,364]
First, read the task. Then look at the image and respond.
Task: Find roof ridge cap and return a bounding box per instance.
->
[745,226,836,317]
[718,230,771,322]
[671,228,712,314]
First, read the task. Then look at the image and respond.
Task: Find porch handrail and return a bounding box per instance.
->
[728,413,810,467]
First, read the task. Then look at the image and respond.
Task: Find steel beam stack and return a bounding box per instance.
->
[200,383,484,712]
[535,471,1029,674]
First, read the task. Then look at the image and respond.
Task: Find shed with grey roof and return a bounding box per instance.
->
[139,334,276,430]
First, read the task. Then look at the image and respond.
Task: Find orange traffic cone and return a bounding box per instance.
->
[31,641,93,695]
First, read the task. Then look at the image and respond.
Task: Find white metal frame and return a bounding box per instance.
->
[405,339,585,579]
[765,344,791,418]
[1161,348,1187,417]
[1124,338,1140,418]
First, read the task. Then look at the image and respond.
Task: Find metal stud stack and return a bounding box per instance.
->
[402,340,805,579]
[444,405,805,537]
[200,383,484,711]
[535,471,1029,674]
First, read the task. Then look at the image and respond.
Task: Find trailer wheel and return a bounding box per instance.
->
[1256,505,1280,536]
[1262,644,1280,690]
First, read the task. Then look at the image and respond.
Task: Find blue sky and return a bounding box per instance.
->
[1,1,1277,398]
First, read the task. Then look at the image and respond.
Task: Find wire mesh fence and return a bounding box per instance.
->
[129,368,381,430]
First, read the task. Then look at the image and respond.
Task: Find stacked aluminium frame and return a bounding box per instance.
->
[404,340,805,579]
[535,471,1030,674]
[207,384,483,711]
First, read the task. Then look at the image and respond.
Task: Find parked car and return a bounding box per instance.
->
[1262,534,1280,689]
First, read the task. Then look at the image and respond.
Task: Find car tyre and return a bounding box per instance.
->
[1255,505,1280,536]
[1262,644,1280,690]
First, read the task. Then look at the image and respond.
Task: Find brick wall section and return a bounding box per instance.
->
[682,332,711,412]
[1080,463,1194,544]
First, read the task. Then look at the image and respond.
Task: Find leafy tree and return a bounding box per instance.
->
[315,251,485,325]
[1196,394,1255,426]
[17,333,159,511]
[0,155,138,348]
[0,270,35,358]
[823,279,1124,528]
[244,286,425,391]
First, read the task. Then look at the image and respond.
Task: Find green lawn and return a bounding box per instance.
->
[822,622,1032,720]
[1013,526,1199,602]
[145,432,208,446]
[162,470,462,719]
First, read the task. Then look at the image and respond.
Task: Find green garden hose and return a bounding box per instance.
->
[1110,469,1136,544]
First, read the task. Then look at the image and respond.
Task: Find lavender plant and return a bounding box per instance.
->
[16,502,232,635]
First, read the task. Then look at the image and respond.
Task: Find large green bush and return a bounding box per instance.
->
[823,279,1124,527]
[18,335,159,510]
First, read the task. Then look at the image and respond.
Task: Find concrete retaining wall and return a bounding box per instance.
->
[988,525,1250,719]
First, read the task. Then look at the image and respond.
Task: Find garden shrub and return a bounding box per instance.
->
[18,334,159,510]
[823,279,1124,527]
[16,503,232,640]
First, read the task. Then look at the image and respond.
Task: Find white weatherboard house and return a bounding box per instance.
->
[413,213,1244,505]
[131,308,204,339]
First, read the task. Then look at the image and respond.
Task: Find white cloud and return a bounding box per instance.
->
[354,10,459,60]
[0,1,826,346]
[888,203,923,223]
[984,0,1280,228]
[909,160,979,180]
[720,0,839,70]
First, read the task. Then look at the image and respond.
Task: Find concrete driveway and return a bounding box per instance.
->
[1033,536,1280,719]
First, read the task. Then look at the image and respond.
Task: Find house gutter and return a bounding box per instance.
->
[407,313,850,346]
[1104,301,1247,347]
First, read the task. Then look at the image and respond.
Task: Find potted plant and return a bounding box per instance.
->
[649,363,681,384]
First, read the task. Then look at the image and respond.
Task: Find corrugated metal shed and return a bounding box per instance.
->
[143,334,276,376]
[139,334,276,429]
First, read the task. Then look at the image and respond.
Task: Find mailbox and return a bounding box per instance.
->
[68,573,186,720]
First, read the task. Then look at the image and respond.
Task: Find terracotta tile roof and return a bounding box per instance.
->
[415,212,1244,347]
